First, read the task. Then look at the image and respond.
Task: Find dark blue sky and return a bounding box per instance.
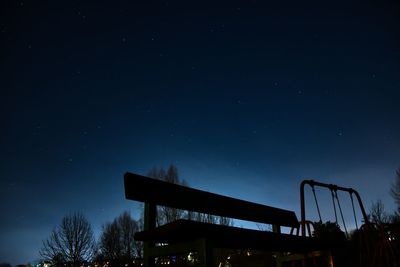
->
[1,0,400,265]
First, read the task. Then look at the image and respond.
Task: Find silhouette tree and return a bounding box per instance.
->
[118,211,138,259]
[368,199,390,224]
[99,220,122,261]
[147,164,232,226]
[98,211,141,264]
[147,164,186,225]
[40,212,96,266]
[0,263,12,267]
[134,216,144,258]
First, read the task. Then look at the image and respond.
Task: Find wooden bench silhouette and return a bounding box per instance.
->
[124,172,339,267]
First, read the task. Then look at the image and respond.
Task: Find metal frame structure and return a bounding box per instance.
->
[300,179,370,237]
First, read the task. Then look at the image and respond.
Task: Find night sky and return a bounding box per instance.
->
[1,0,400,265]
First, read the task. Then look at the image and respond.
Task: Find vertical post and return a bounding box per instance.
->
[197,238,213,267]
[273,225,282,267]
[144,202,156,267]
[300,180,307,237]
[350,189,370,225]
[272,224,281,234]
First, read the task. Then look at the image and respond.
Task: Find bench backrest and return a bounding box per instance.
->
[124,172,299,228]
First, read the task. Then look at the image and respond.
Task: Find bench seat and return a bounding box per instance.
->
[135,219,344,253]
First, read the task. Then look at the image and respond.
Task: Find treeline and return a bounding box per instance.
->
[39,211,141,267]
[368,168,400,225]
[39,165,232,267]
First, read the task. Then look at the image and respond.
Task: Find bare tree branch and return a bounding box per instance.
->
[40,212,95,266]
[98,211,140,263]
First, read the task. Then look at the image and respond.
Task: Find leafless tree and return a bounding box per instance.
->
[148,164,185,225]
[148,164,233,226]
[99,220,122,261]
[40,212,96,266]
[256,223,272,231]
[99,211,140,263]
[134,216,144,258]
[368,199,390,225]
[118,211,137,259]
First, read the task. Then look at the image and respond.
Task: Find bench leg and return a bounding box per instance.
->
[143,203,156,267]
[144,241,155,267]
[197,238,214,267]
